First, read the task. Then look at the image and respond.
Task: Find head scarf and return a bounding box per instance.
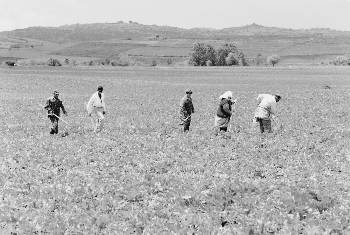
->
[219,91,233,100]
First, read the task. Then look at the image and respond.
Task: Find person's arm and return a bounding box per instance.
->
[190,100,194,113]
[87,95,94,115]
[222,103,232,117]
[44,99,52,115]
[61,101,67,115]
[102,94,106,114]
[270,101,277,115]
[44,99,50,110]
[256,94,263,105]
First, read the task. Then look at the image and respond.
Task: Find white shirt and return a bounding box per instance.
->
[257,94,277,115]
[87,92,106,114]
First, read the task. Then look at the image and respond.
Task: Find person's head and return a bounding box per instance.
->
[274,94,281,102]
[185,89,192,98]
[220,91,233,101]
[53,91,59,99]
[97,86,103,94]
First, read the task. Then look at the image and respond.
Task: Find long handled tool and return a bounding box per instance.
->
[48,113,70,126]
[38,103,69,125]
[228,98,238,132]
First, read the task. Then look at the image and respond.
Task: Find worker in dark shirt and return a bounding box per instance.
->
[44,91,67,134]
[179,89,195,132]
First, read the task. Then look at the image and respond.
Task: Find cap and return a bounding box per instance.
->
[274,94,282,101]
[185,89,192,94]
[97,86,103,91]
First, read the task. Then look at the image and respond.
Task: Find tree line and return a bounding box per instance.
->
[189,42,281,67]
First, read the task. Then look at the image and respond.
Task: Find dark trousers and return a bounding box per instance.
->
[257,118,272,133]
[49,116,59,134]
[184,121,190,132]
[220,127,228,132]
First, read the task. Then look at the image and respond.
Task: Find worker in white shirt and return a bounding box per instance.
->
[87,86,106,132]
[254,94,281,133]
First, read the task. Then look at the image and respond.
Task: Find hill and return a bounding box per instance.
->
[1,22,350,65]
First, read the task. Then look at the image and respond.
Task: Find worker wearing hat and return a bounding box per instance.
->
[44,90,67,134]
[87,86,107,132]
[179,89,195,132]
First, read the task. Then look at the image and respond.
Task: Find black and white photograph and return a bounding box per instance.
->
[1,0,350,233]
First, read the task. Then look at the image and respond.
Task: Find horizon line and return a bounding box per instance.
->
[1,21,349,33]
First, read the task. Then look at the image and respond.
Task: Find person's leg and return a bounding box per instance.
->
[54,118,59,134]
[184,121,190,132]
[264,119,272,133]
[220,127,228,132]
[49,117,56,134]
[96,110,105,132]
[258,118,264,133]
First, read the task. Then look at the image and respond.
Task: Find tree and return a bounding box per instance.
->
[267,55,280,67]
[217,43,247,66]
[206,60,213,66]
[255,53,264,66]
[205,44,217,66]
[189,43,207,66]
[189,43,217,66]
[225,53,238,66]
[47,58,62,66]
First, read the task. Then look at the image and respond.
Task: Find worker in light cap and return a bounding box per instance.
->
[87,86,107,132]
[44,90,67,134]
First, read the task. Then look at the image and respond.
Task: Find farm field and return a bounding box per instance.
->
[0,66,350,234]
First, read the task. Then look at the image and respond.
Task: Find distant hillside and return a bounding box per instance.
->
[2,22,350,42]
[1,22,350,65]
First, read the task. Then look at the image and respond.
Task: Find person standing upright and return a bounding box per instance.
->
[87,86,106,132]
[179,89,195,132]
[254,94,281,133]
[44,91,67,134]
[214,91,236,132]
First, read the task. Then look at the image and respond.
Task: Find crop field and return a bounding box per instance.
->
[0,66,350,234]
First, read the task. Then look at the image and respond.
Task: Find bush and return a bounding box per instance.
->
[151,60,157,67]
[267,55,280,67]
[331,56,350,65]
[111,60,129,66]
[255,53,264,66]
[4,61,16,66]
[206,60,213,66]
[166,58,173,65]
[47,58,62,66]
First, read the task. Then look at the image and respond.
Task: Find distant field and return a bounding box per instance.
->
[0,66,350,233]
[2,34,350,65]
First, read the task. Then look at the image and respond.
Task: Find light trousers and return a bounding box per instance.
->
[90,107,105,132]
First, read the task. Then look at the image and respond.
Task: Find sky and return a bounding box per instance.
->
[1,0,350,32]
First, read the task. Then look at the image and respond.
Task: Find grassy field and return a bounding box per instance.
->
[0,66,350,234]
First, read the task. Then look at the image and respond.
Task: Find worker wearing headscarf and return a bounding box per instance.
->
[214,91,236,132]
[179,89,195,132]
[87,86,106,132]
[254,94,281,133]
